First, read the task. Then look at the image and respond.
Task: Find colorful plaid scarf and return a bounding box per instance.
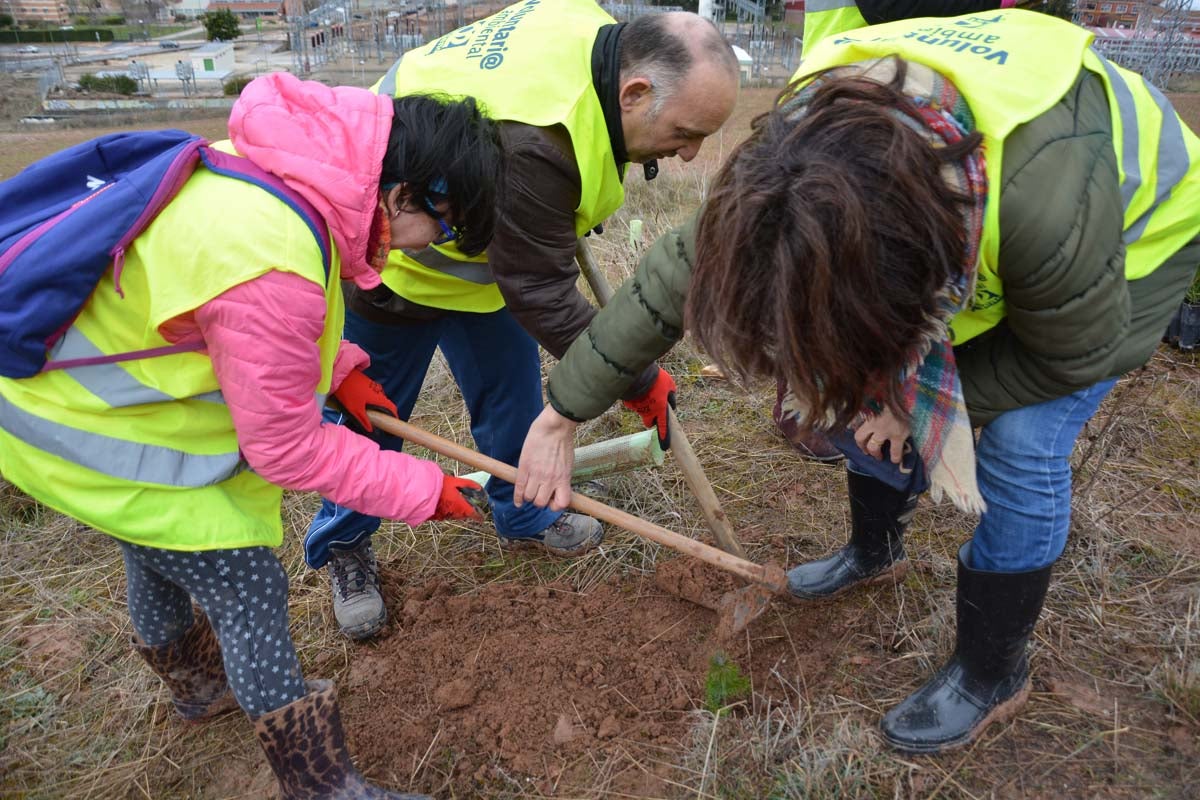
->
[784,59,989,514]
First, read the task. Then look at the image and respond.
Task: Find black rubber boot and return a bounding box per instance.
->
[255,680,431,799]
[880,543,1053,754]
[786,468,918,599]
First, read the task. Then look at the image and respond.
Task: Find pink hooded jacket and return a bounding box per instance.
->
[160,73,442,525]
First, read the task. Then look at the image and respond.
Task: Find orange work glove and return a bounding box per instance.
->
[621,367,677,450]
[332,369,397,433]
[432,475,486,521]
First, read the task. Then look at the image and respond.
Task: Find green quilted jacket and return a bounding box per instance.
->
[547,70,1199,427]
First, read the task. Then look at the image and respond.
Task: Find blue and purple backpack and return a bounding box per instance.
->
[0,128,331,379]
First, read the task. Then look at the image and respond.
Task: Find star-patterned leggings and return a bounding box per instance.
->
[118,540,307,717]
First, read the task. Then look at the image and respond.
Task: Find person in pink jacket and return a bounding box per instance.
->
[0,73,501,799]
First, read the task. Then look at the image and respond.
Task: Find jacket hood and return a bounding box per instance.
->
[228,72,392,289]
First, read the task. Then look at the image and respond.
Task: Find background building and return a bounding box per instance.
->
[8,0,72,26]
[206,0,280,18]
[164,0,213,19]
[783,0,804,26]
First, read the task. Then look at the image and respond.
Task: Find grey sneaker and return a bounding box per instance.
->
[328,538,386,640]
[498,513,604,557]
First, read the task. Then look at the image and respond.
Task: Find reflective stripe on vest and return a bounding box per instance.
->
[802,0,867,57]
[377,58,401,96]
[0,390,243,487]
[28,323,329,486]
[807,0,858,10]
[50,326,224,408]
[401,244,495,285]
[3,325,243,486]
[1089,49,1195,253]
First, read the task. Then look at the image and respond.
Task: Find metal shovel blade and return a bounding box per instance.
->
[714,582,777,640]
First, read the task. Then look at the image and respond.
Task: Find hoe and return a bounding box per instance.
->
[366,410,788,639]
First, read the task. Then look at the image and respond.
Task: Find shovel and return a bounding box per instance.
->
[574,238,748,560]
[367,410,786,638]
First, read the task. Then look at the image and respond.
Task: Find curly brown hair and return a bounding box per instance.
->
[687,58,982,429]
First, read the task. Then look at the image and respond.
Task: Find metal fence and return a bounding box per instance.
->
[1091,36,1200,88]
[600,1,804,85]
[722,24,1200,88]
[37,62,66,100]
[725,25,804,82]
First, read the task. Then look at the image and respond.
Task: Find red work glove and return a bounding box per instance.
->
[432,475,486,521]
[622,367,677,450]
[332,369,397,433]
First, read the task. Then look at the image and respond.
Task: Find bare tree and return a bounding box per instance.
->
[1138,0,1191,90]
[120,0,164,27]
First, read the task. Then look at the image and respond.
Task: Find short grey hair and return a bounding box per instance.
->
[618,13,738,116]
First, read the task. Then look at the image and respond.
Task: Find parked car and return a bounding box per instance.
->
[158,40,180,49]
[17,45,40,54]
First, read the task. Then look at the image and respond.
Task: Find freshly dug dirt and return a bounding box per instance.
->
[337,557,846,796]
[652,555,742,611]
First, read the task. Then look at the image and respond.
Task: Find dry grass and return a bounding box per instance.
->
[2,81,1200,800]
[657,352,1200,799]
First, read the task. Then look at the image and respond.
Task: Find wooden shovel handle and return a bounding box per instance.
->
[574,238,747,559]
[367,411,786,594]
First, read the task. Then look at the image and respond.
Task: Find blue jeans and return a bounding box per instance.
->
[304,306,561,569]
[834,378,1118,573]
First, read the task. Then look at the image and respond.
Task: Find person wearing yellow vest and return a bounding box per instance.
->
[0,74,502,797]
[516,10,1200,753]
[787,0,1022,462]
[305,0,741,641]
[801,0,1017,57]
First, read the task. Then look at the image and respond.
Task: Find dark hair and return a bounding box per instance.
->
[618,12,738,107]
[687,58,981,429]
[381,93,504,256]
[620,14,692,78]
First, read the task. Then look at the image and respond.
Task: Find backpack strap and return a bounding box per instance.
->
[41,146,335,373]
[109,136,208,299]
[43,340,206,370]
[197,147,334,280]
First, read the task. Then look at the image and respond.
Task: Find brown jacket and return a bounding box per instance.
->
[346,120,658,396]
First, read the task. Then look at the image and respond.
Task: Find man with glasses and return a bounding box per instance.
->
[306,0,740,640]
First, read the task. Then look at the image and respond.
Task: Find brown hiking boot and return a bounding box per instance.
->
[132,610,238,722]
[254,680,430,799]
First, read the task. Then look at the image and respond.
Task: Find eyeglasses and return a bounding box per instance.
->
[422,195,457,246]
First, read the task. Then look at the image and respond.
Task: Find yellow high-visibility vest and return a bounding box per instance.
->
[794,9,1200,343]
[0,141,343,550]
[373,0,627,312]
[802,0,868,57]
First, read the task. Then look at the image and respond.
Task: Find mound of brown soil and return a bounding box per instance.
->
[338,558,846,796]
